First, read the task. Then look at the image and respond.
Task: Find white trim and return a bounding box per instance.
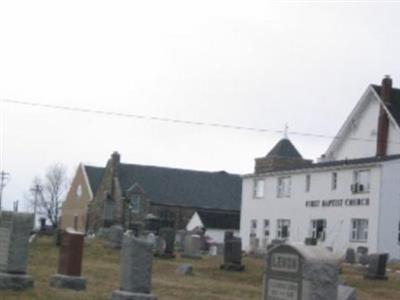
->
[80,163,94,199]
[242,161,382,178]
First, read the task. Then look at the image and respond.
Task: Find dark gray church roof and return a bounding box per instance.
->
[266,138,303,159]
[197,210,240,230]
[84,165,104,195]
[84,163,242,211]
[372,85,400,127]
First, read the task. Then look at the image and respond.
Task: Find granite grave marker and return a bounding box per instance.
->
[220,231,244,271]
[49,228,86,290]
[364,253,388,280]
[264,244,341,300]
[111,235,157,300]
[181,234,202,259]
[0,211,34,291]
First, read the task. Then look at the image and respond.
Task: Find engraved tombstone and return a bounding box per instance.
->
[181,234,202,259]
[364,253,388,280]
[0,211,34,291]
[220,231,244,271]
[49,228,86,290]
[264,244,339,300]
[111,235,157,300]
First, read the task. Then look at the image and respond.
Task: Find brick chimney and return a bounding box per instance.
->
[376,75,393,157]
[111,151,120,177]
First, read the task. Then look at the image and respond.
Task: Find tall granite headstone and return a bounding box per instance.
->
[155,227,175,258]
[220,231,244,271]
[111,235,157,300]
[364,253,388,280]
[49,229,86,290]
[264,244,340,300]
[0,211,34,291]
[181,234,202,259]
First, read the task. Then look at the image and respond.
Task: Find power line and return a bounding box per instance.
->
[0,97,398,145]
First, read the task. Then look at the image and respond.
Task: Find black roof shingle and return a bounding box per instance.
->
[266,138,303,159]
[84,163,242,211]
[197,210,240,230]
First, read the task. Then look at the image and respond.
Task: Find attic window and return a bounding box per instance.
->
[76,185,82,200]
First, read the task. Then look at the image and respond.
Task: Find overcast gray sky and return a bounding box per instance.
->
[1,0,400,211]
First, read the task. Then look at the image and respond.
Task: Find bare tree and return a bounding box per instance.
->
[29,163,68,228]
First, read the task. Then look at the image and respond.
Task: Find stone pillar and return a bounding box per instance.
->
[0,211,34,291]
[220,231,244,271]
[181,234,202,259]
[111,235,157,300]
[49,229,86,290]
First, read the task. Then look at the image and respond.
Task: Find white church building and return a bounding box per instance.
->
[240,75,400,259]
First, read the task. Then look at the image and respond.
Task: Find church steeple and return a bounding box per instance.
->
[254,137,312,174]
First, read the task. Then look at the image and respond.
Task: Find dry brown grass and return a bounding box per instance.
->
[1,236,400,299]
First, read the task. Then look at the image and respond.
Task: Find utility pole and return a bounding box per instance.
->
[13,200,18,212]
[30,184,42,229]
[0,170,10,212]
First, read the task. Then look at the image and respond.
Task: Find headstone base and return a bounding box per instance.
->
[49,274,86,291]
[338,284,357,300]
[181,254,202,259]
[111,289,157,300]
[104,242,122,249]
[155,253,176,259]
[364,274,388,280]
[220,263,245,272]
[0,272,34,291]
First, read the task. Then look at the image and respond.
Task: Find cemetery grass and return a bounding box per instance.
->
[0,237,399,300]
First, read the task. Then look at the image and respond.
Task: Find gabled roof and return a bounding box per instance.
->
[197,210,240,230]
[324,84,400,158]
[84,165,104,194]
[372,84,400,127]
[266,138,303,159]
[85,163,242,211]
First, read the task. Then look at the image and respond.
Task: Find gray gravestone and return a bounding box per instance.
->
[111,235,157,300]
[220,231,244,271]
[156,227,175,258]
[345,248,356,264]
[338,285,357,300]
[181,234,202,259]
[364,253,388,280]
[105,225,124,249]
[176,263,193,276]
[0,211,34,291]
[175,230,186,252]
[263,244,339,300]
